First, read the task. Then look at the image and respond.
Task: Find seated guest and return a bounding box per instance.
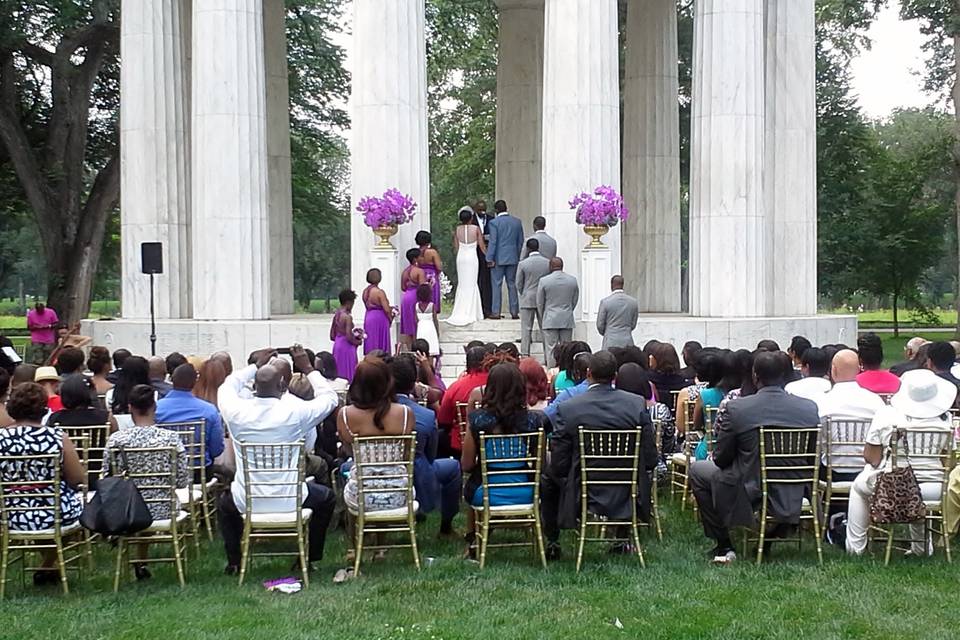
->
[648,342,688,402]
[679,341,703,382]
[0,382,84,584]
[543,350,592,424]
[155,363,226,479]
[926,341,960,395]
[107,348,132,385]
[756,339,781,353]
[540,352,657,559]
[316,351,349,394]
[87,346,114,394]
[411,338,445,401]
[109,356,151,428]
[552,342,591,393]
[54,347,85,378]
[785,347,832,401]
[34,366,63,413]
[148,356,173,399]
[48,375,116,430]
[103,384,190,581]
[218,346,338,574]
[890,337,929,377]
[846,370,956,556]
[462,362,543,554]
[692,349,728,431]
[165,352,187,379]
[855,333,901,394]
[689,352,820,565]
[466,350,519,408]
[338,359,414,515]
[392,355,461,535]
[193,358,228,408]
[437,347,490,456]
[787,336,812,372]
[617,363,676,461]
[519,357,550,410]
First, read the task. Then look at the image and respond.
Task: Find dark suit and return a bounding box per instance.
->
[690,386,820,542]
[541,385,657,542]
[474,213,494,316]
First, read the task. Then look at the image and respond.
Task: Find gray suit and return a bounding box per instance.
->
[520,230,558,260]
[515,253,552,359]
[536,271,579,367]
[596,290,639,350]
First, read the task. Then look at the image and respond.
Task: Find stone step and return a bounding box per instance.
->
[436,318,545,380]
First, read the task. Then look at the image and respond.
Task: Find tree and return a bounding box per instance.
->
[900,0,960,333]
[0,0,120,324]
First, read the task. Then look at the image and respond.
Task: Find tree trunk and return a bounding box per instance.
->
[953,25,960,338]
[893,290,900,338]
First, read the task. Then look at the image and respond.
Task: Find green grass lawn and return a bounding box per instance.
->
[2,504,959,639]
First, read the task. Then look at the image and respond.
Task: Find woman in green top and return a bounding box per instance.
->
[552,341,591,393]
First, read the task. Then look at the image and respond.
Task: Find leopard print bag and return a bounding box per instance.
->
[869,431,926,525]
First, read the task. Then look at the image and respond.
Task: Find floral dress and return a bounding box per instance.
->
[343,406,413,513]
[104,426,190,521]
[0,425,82,531]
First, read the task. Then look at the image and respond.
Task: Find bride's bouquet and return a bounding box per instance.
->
[439,273,453,298]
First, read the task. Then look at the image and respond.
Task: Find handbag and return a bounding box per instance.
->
[869,430,927,525]
[80,445,153,535]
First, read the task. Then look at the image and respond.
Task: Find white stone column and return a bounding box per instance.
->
[540,0,621,288]
[120,0,191,319]
[350,0,430,306]
[495,0,544,230]
[264,0,294,315]
[191,0,271,320]
[765,0,817,316]
[688,0,766,317]
[622,0,681,312]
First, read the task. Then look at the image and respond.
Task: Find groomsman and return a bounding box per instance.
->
[520,216,558,260]
[596,275,639,349]
[473,199,494,317]
[486,200,524,319]
[516,239,552,359]
[537,258,579,368]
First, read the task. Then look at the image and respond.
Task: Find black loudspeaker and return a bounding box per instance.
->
[141,242,163,275]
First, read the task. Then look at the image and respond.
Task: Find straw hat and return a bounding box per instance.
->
[34,366,60,383]
[890,369,958,419]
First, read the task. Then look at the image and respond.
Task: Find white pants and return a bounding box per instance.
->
[845,465,939,556]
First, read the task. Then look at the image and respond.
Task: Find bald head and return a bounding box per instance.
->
[270,357,292,385]
[148,356,167,381]
[171,363,198,391]
[611,275,624,291]
[211,351,233,376]
[831,349,861,383]
[254,365,284,399]
[906,337,928,359]
[549,257,564,272]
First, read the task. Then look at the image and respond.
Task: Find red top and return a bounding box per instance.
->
[436,370,489,451]
[856,370,901,395]
[47,395,64,413]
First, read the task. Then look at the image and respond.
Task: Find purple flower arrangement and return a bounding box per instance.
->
[356,188,418,228]
[569,186,629,227]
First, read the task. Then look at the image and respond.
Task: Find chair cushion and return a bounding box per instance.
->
[143,511,190,532]
[470,503,535,517]
[818,480,853,493]
[347,501,418,522]
[9,521,83,538]
[244,509,313,526]
[175,487,204,503]
[670,453,687,466]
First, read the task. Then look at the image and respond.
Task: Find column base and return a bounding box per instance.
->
[580,246,613,322]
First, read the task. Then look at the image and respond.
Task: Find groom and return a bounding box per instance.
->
[486,199,524,320]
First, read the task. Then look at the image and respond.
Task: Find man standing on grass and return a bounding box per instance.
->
[26,301,59,365]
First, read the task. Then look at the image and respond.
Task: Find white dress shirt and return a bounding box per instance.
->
[785,376,832,402]
[817,381,886,472]
[219,364,338,512]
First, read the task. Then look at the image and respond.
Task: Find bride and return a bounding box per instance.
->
[445,206,486,326]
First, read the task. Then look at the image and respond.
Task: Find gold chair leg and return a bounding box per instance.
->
[534,516,547,569]
[202,495,215,542]
[171,529,186,588]
[811,503,824,566]
[631,525,645,569]
[409,516,421,571]
[756,519,767,566]
[0,538,8,600]
[575,521,587,573]
[478,515,490,570]
[353,522,364,578]
[191,502,201,557]
[113,537,125,593]
[238,523,251,586]
[884,527,894,566]
[55,539,69,595]
[298,522,310,588]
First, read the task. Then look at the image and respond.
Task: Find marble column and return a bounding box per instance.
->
[191,0,271,320]
[765,0,817,316]
[540,0,621,288]
[688,0,766,318]
[622,0,681,313]
[264,0,294,315]
[495,0,543,230]
[120,0,191,319]
[350,0,430,308]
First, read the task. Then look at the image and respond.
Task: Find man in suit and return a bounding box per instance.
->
[486,199,524,319]
[596,275,639,350]
[689,351,821,564]
[537,258,579,368]
[515,239,552,360]
[520,216,558,260]
[472,200,494,318]
[540,351,657,559]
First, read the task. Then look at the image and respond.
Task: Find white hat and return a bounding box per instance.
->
[34,366,61,383]
[890,369,958,419]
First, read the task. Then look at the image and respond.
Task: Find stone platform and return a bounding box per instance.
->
[82,313,857,382]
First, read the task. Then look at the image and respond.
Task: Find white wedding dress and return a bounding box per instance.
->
[445,226,483,326]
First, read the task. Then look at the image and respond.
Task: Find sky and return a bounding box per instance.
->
[849,3,936,119]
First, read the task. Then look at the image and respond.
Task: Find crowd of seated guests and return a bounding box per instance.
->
[7,329,960,588]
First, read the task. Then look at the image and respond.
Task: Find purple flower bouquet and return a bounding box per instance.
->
[356,188,417,228]
[568,185,629,227]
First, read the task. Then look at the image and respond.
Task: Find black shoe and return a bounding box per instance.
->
[511,314,520,320]
[607,542,635,555]
[415,512,427,524]
[32,570,59,587]
[134,564,152,581]
[224,564,240,576]
[545,542,562,561]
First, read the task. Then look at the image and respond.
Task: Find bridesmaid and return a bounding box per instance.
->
[362,269,393,355]
[330,289,362,382]
[400,248,426,349]
[415,230,443,313]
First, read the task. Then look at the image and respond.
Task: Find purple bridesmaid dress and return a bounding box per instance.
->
[399,267,419,338]
[420,261,441,313]
[330,309,358,382]
[362,286,392,355]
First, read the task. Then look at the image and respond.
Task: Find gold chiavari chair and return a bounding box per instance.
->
[820,417,872,516]
[649,420,664,541]
[471,431,546,570]
[157,420,217,543]
[746,426,823,566]
[56,423,112,492]
[238,441,311,587]
[0,451,87,599]
[109,445,189,591]
[348,435,419,576]
[455,402,471,452]
[576,428,646,573]
[869,427,955,566]
[155,423,202,555]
